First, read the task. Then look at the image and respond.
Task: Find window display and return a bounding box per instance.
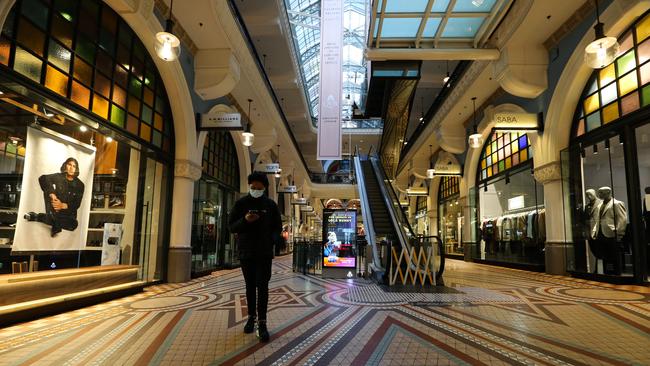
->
[475,131,545,268]
[438,177,462,257]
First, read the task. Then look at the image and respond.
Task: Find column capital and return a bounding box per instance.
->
[175,159,202,181]
[534,161,562,184]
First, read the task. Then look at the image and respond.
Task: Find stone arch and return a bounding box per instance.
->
[462,103,528,190]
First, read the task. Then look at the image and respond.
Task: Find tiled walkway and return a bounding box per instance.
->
[0,256,649,365]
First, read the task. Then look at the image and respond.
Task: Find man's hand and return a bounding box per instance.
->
[245,212,260,223]
[50,194,68,211]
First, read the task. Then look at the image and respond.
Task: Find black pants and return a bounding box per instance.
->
[39,192,78,233]
[240,257,272,321]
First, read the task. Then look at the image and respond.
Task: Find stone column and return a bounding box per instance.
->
[534,161,569,275]
[168,159,202,283]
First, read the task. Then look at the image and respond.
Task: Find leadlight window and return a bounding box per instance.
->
[574,11,650,137]
[478,132,531,182]
[416,195,427,213]
[438,176,459,202]
[202,131,239,190]
[0,0,173,153]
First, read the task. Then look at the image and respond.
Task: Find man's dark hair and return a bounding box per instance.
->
[248,171,269,188]
[60,157,80,177]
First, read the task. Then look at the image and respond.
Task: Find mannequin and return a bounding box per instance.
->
[596,186,627,275]
[596,187,627,240]
[585,189,602,240]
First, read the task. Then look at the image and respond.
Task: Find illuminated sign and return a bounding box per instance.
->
[322,210,357,268]
[493,112,541,131]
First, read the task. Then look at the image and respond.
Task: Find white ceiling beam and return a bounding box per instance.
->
[366,48,500,61]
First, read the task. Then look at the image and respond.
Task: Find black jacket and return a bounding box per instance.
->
[38,172,84,218]
[229,194,282,260]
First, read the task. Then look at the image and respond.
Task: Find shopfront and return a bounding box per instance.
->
[438,176,462,258]
[191,131,240,275]
[474,131,546,270]
[414,195,428,236]
[562,11,650,283]
[0,0,174,284]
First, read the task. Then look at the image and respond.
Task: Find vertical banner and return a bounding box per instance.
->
[322,209,357,268]
[317,0,343,160]
[13,127,95,252]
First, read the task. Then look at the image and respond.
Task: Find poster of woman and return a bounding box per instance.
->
[322,210,356,268]
[13,127,95,252]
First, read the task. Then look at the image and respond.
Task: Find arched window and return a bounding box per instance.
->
[573,11,650,137]
[478,131,531,183]
[0,0,174,153]
[438,176,460,201]
[202,131,240,190]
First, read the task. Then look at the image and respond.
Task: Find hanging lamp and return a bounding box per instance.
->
[443,60,450,86]
[155,0,181,61]
[242,99,255,147]
[584,0,619,69]
[468,97,483,149]
[274,144,282,178]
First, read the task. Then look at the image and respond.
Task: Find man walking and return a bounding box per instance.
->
[229,172,282,342]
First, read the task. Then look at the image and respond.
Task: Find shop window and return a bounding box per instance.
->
[0,94,170,283]
[438,177,462,257]
[574,12,650,137]
[0,0,174,153]
[475,131,544,267]
[202,131,240,190]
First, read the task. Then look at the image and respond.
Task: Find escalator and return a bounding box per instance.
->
[354,148,444,285]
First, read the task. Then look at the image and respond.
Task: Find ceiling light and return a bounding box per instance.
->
[106,136,113,143]
[79,125,88,132]
[427,144,435,179]
[155,0,181,61]
[468,97,483,149]
[593,144,598,155]
[584,0,619,69]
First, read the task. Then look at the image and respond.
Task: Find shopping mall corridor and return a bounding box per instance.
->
[0,256,648,366]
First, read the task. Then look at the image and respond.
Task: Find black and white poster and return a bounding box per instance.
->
[13,127,95,252]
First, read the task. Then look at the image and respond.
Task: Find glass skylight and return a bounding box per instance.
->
[372,0,511,48]
[284,0,369,126]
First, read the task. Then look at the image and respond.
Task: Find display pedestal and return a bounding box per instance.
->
[322,266,355,279]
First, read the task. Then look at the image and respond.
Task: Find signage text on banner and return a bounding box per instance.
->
[316,0,343,160]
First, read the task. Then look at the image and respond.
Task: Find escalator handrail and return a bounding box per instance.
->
[353,146,383,271]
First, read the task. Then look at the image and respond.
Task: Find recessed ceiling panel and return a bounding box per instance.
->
[380,18,423,38]
[442,17,485,38]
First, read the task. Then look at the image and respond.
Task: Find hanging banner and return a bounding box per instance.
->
[13,127,95,252]
[292,197,308,205]
[264,163,280,173]
[316,0,343,160]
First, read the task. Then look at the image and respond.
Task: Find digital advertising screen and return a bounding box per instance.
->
[322,210,356,268]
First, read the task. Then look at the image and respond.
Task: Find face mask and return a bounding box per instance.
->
[249,188,264,198]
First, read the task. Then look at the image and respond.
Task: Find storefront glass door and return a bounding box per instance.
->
[635,123,650,281]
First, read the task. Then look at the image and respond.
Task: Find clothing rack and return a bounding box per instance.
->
[503,204,544,216]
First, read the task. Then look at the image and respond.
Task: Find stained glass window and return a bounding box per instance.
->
[438,176,460,202]
[478,132,531,182]
[574,12,650,137]
[1,0,173,154]
[202,131,240,190]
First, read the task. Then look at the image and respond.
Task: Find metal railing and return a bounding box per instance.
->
[292,241,322,275]
[310,172,355,184]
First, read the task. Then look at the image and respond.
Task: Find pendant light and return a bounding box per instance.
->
[468,97,483,149]
[584,0,619,69]
[274,144,282,178]
[242,99,255,147]
[442,60,450,86]
[155,0,181,61]
[426,144,435,179]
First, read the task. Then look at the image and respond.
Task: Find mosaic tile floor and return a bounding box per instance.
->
[0,257,648,365]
